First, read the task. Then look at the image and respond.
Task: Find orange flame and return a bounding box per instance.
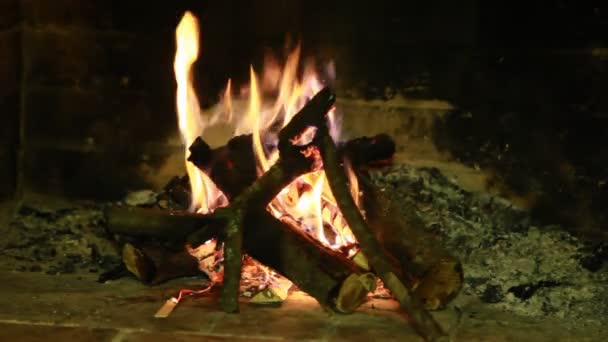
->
[174,12,359,255]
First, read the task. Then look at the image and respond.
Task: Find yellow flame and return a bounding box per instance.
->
[345,159,360,209]
[174,12,225,213]
[311,173,328,245]
[174,11,201,145]
[248,67,272,174]
[173,11,358,254]
[223,78,233,122]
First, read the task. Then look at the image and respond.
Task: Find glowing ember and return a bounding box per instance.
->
[174,11,360,272]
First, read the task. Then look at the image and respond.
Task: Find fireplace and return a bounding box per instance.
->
[1,1,607,341]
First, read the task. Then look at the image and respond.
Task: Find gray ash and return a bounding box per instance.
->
[0,203,120,275]
[369,164,608,324]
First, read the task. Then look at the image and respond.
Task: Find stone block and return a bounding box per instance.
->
[0,30,21,87]
[21,0,192,33]
[25,87,175,145]
[23,144,180,200]
[0,0,20,30]
[23,29,174,90]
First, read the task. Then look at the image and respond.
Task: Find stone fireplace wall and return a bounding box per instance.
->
[17,1,192,200]
[1,1,606,235]
[0,0,20,199]
[1,0,479,200]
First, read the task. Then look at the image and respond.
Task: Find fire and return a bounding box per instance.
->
[174,12,226,214]
[174,12,359,258]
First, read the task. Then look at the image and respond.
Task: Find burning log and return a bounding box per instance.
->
[186,87,337,313]
[186,132,396,200]
[313,89,448,341]
[358,173,463,311]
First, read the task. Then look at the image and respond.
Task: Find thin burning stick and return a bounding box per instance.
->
[187,88,336,314]
[315,89,448,341]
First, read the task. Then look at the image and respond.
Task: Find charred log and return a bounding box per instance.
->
[159,175,192,210]
[185,124,395,201]
[314,88,447,341]
[188,134,257,200]
[339,133,396,167]
[105,206,215,241]
[358,173,463,310]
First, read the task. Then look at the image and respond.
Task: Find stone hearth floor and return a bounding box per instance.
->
[0,268,604,341]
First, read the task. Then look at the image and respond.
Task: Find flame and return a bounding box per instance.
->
[174,12,226,213]
[223,79,233,123]
[174,12,359,256]
[345,158,361,209]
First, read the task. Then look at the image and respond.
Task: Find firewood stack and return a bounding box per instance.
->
[106,88,462,342]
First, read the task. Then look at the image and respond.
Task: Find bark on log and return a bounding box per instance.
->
[121,243,201,285]
[358,173,463,310]
[105,206,215,241]
[188,134,257,200]
[315,88,447,341]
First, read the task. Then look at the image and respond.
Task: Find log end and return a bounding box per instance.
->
[122,243,155,284]
[413,257,464,311]
[333,273,377,314]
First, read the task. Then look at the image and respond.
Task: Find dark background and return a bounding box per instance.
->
[0,1,606,235]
